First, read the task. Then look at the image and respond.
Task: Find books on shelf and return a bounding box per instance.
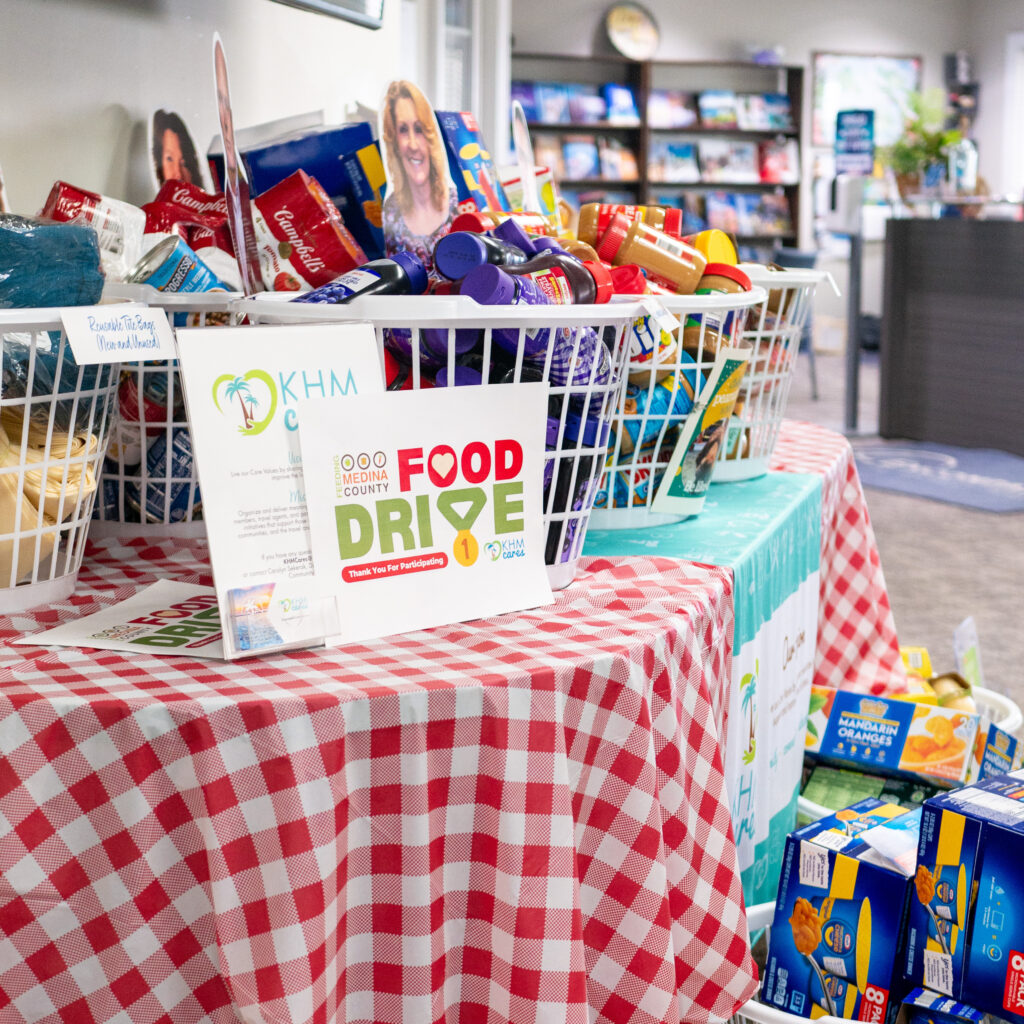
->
[566,84,608,124]
[535,82,571,124]
[735,93,794,131]
[511,81,540,123]
[532,133,565,178]
[647,89,698,129]
[759,138,800,184]
[708,191,794,236]
[597,137,639,181]
[763,93,794,131]
[602,83,641,125]
[698,138,760,183]
[562,135,600,180]
[648,139,700,183]
[698,90,738,129]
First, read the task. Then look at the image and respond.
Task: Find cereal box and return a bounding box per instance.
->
[905,770,1024,1023]
[435,111,511,214]
[806,689,980,787]
[763,798,918,1023]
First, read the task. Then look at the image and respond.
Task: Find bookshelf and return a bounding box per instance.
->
[511,54,805,252]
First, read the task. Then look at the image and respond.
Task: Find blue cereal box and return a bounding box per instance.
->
[435,111,511,214]
[806,689,980,787]
[902,987,985,1024]
[763,799,918,1023]
[905,770,1024,1022]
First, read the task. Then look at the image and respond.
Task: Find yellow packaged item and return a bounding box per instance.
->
[900,645,934,679]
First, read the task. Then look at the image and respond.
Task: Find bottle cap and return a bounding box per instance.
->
[529,236,564,255]
[450,211,492,234]
[391,250,429,293]
[597,213,631,263]
[583,260,613,303]
[662,207,683,237]
[433,233,490,281]
[434,364,483,388]
[461,263,515,306]
[701,263,751,290]
[493,217,534,254]
[608,263,647,295]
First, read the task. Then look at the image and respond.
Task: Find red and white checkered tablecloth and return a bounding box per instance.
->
[771,420,907,695]
[0,540,756,1024]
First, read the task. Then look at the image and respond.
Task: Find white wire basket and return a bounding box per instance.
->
[236,293,644,590]
[589,287,768,530]
[797,684,1024,823]
[729,902,846,1024]
[0,306,123,611]
[715,266,838,483]
[92,284,240,538]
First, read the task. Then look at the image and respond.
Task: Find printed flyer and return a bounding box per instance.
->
[651,345,750,517]
[297,384,553,646]
[175,322,384,659]
[15,581,224,658]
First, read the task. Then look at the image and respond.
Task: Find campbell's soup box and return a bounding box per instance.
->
[435,110,511,215]
[905,771,1024,1022]
[806,689,981,788]
[763,799,918,1024]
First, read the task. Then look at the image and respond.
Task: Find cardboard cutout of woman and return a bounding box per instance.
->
[380,80,458,279]
[151,110,206,189]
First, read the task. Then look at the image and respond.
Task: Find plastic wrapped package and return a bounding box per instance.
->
[0,214,105,308]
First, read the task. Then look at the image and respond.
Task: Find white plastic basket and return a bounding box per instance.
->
[236,293,644,590]
[729,902,846,1024]
[588,287,768,530]
[0,306,123,611]
[714,266,837,482]
[797,684,1024,823]
[92,284,240,538]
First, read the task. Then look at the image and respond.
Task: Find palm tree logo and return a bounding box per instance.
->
[224,376,254,430]
[211,369,278,436]
[740,659,758,765]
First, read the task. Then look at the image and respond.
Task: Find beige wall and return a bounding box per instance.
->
[0,0,403,212]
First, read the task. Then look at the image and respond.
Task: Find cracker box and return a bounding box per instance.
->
[806,688,980,787]
[901,987,985,1024]
[905,770,1024,1022]
[435,110,511,214]
[763,799,918,1023]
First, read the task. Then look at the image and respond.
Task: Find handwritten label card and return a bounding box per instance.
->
[61,306,177,364]
[297,384,553,647]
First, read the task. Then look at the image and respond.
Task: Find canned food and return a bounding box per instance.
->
[118,373,174,436]
[128,235,227,295]
[131,426,201,523]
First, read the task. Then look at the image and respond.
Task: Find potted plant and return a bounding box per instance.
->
[881,87,961,197]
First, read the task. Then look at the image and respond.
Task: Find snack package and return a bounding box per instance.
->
[435,111,511,215]
[763,798,918,1023]
[250,170,367,290]
[905,771,1024,1022]
[806,688,981,787]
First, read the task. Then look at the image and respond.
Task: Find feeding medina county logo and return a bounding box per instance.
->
[212,366,360,436]
[212,370,278,436]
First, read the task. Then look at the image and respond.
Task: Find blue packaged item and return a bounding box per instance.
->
[763,798,918,1024]
[336,142,387,260]
[904,772,1024,1023]
[435,111,511,213]
[617,358,702,454]
[130,427,199,523]
[0,214,104,309]
[902,987,985,1024]
[207,121,373,199]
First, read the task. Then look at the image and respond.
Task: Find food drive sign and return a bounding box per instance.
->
[335,438,527,581]
[299,384,553,646]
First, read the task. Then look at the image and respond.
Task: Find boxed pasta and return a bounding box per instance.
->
[905,771,1024,1023]
[763,798,919,1023]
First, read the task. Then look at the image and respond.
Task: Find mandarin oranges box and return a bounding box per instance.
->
[905,771,1024,1023]
[763,798,918,1023]
[806,689,980,787]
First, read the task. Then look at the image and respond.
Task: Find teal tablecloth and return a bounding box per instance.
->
[585,472,822,905]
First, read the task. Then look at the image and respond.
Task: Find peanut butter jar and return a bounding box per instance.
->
[597,216,706,294]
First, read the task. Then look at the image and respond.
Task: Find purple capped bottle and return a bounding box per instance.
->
[460,263,556,359]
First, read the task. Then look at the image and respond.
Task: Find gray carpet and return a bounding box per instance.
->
[787,351,1024,716]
